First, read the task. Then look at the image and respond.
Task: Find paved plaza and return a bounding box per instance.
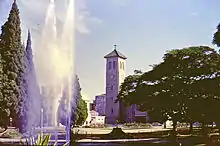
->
[0,126,171,144]
[72,126,170,134]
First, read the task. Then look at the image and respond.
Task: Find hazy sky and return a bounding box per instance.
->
[0,0,220,101]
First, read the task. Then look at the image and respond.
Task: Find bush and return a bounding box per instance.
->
[177,122,188,128]
[83,124,108,128]
[103,128,132,139]
[20,134,69,146]
[124,123,152,128]
[0,128,22,138]
[70,129,80,144]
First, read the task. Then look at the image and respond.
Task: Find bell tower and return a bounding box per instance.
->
[104,45,127,124]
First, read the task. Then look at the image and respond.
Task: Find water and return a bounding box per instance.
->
[26,0,75,144]
[60,0,75,142]
[41,0,74,124]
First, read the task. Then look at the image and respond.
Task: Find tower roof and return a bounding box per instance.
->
[104,49,127,59]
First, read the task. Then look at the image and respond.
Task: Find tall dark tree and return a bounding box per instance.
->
[0,46,9,131]
[213,23,220,48]
[70,75,88,126]
[0,0,26,130]
[58,75,88,126]
[74,97,88,126]
[16,42,28,133]
[22,30,41,132]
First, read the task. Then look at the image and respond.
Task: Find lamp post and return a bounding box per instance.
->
[65,98,70,145]
[41,108,44,128]
[116,120,119,128]
[41,108,44,137]
[9,117,12,127]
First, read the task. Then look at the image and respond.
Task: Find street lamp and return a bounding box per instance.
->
[41,108,44,128]
[9,117,12,127]
[40,108,44,138]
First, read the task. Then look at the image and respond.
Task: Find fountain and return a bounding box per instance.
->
[26,0,75,145]
[59,0,75,143]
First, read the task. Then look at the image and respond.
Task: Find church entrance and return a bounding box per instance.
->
[135,116,146,123]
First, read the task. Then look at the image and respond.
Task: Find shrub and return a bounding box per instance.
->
[124,123,152,128]
[84,124,108,128]
[20,134,68,146]
[0,128,22,138]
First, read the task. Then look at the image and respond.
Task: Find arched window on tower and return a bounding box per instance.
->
[108,61,112,69]
[122,62,124,70]
[111,108,114,114]
[113,61,116,69]
[111,85,113,91]
[120,62,122,69]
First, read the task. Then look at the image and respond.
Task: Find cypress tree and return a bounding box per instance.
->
[0,46,9,130]
[58,75,88,126]
[213,23,220,48]
[25,30,41,131]
[0,0,27,130]
[18,43,28,132]
[72,75,88,126]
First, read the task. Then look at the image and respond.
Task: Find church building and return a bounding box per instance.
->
[104,46,126,124]
[104,45,148,124]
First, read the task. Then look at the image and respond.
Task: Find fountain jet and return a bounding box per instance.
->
[34,0,75,133]
[59,0,75,142]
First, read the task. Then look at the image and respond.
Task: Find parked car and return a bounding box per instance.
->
[152,122,162,126]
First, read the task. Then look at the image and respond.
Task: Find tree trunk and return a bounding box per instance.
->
[201,122,208,137]
[216,122,220,133]
[163,121,166,129]
[201,122,204,134]
[172,120,177,136]
[201,122,210,145]
[189,122,193,134]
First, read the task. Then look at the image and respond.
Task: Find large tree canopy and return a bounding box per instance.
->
[118,46,220,133]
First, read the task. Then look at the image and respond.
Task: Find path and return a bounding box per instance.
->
[72,126,170,134]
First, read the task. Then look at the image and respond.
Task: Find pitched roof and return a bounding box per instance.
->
[104,49,127,59]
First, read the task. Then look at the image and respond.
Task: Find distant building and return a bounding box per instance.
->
[95,94,106,116]
[91,116,105,125]
[90,110,105,125]
[122,104,148,123]
[90,102,95,111]
[134,105,148,122]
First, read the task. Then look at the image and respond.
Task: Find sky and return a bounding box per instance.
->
[0,0,220,101]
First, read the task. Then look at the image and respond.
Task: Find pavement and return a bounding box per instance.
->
[77,138,160,142]
[72,126,170,134]
[0,137,166,144]
[0,126,171,143]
